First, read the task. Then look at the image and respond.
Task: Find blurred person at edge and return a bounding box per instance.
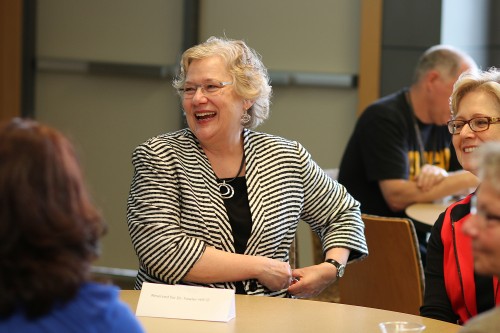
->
[0,118,144,333]
[421,68,500,324]
[126,36,368,298]
[459,142,500,332]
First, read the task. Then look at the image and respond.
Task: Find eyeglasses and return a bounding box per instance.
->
[447,117,500,135]
[178,81,233,99]
[470,194,500,228]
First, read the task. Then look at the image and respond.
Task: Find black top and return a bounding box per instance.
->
[219,176,252,294]
[421,200,495,323]
[476,273,494,314]
[338,89,461,217]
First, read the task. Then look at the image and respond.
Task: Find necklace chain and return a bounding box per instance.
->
[406,90,426,168]
[217,154,245,200]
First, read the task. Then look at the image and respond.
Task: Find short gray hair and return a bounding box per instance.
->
[413,45,476,83]
[173,36,272,129]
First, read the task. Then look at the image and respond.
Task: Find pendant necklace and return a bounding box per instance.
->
[217,154,245,200]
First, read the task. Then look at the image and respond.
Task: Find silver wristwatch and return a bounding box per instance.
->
[325,258,345,278]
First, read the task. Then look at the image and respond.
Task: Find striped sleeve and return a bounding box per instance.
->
[127,135,206,286]
[296,142,368,262]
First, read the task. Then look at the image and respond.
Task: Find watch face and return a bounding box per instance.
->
[338,266,345,278]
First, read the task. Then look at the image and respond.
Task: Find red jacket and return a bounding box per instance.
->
[441,194,500,324]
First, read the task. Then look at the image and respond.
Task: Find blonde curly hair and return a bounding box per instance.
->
[450,67,500,117]
[173,36,272,129]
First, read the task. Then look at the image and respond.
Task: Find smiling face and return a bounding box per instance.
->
[182,56,251,148]
[462,182,500,276]
[452,90,500,174]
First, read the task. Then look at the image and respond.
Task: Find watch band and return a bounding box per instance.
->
[325,258,345,278]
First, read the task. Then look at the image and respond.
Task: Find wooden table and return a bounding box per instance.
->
[405,202,449,232]
[121,290,460,333]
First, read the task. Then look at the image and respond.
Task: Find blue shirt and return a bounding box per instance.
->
[0,282,144,333]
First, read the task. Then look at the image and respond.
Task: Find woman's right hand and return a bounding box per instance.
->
[255,257,292,291]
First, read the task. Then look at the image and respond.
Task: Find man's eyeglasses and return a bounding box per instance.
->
[447,117,500,135]
[470,194,500,228]
[178,81,233,99]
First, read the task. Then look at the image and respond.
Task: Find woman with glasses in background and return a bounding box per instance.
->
[126,36,367,298]
[421,68,500,324]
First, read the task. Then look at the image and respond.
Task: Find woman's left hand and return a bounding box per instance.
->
[287,263,337,298]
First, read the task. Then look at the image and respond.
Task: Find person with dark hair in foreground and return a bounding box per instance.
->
[0,118,144,333]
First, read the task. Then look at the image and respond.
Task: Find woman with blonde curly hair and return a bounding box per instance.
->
[127,36,367,298]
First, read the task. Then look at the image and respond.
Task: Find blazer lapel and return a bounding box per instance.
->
[242,130,270,256]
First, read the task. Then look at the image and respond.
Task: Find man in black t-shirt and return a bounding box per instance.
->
[338,46,479,243]
[339,88,466,218]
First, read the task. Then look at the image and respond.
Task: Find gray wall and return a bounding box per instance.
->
[380,0,494,96]
[380,0,442,95]
[36,0,186,269]
[35,0,361,269]
[34,0,500,271]
[489,0,500,66]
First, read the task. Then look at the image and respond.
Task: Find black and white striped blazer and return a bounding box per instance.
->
[127,128,368,296]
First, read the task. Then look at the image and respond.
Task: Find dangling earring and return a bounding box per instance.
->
[241,109,251,125]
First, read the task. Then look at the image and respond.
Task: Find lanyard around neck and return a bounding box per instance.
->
[405,90,426,168]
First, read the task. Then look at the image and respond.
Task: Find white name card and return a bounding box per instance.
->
[136,282,236,322]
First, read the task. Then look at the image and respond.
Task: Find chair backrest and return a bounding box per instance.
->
[338,214,424,315]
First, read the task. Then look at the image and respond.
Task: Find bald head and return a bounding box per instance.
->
[413,45,478,83]
[409,45,478,125]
